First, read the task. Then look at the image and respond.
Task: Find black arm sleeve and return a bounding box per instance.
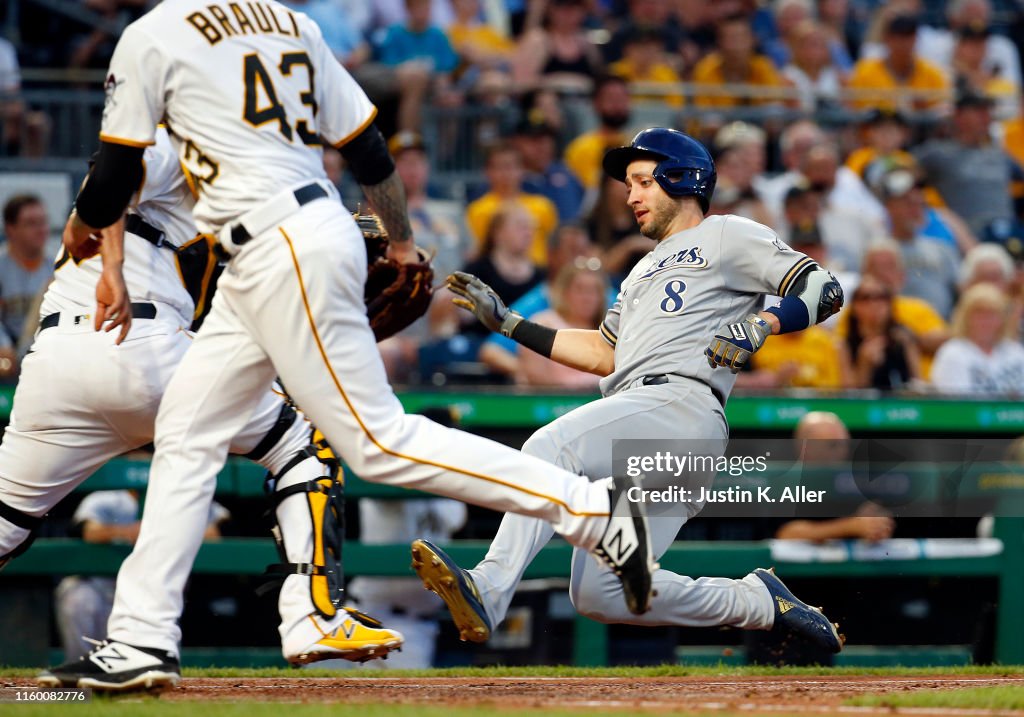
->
[75,141,145,229]
[337,123,395,186]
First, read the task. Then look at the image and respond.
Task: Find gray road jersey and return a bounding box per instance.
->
[598,214,816,400]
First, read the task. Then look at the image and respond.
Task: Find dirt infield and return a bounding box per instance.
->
[10,675,1024,714]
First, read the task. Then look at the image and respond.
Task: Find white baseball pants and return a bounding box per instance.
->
[108,195,615,654]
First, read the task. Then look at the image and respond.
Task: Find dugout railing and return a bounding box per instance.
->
[2,390,1023,667]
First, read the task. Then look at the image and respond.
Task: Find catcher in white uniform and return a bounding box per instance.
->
[412,128,847,654]
[0,127,404,670]
[41,0,655,692]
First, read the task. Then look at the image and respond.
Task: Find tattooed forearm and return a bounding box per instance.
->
[361,172,413,246]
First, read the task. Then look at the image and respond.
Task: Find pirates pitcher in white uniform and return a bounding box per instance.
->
[413,129,846,654]
[1,127,405,673]
[43,0,655,692]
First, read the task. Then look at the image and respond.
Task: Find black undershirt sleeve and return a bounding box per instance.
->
[337,123,394,186]
[75,141,145,229]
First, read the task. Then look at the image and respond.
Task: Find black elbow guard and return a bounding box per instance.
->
[338,123,394,186]
[75,141,145,228]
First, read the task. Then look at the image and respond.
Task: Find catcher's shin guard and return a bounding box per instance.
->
[0,498,43,571]
[261,432,345,618]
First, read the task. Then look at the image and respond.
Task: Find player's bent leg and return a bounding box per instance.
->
[230,394,402,663]
[246,208,654,613]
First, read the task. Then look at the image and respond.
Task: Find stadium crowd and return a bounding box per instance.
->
[1,0,1024,395]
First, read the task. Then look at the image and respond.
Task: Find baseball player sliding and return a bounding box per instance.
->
[40,0,655,692]
[0,127,404,676]
[412,129,846,654]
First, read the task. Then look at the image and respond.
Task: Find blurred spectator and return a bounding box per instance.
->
[460,203,545,336]
[756,119,827,223]
[479,224,603,376]
[914,90,1021,239]
[587,172,655,278]
[776,412,896,542]
[845,109,915,182]
[744,320,850,388]
[466,141,559,265]
[873,166,961,318]
[517,263,607,388]
[0,37,48,157]
[282,0,370,67]
[564,74,633,190]
[930,282,1024,395]
[796,142,885,272]
[515,113,586,222]
[56,489,227,661]
[447,0,516,93]
[840,273,922,389]
[603,0,685,65]
[915,0,1022,96]
[764,0,852,73]
[958,242,1023,338]
[672,0,727,70]
[512,0,604,95]
[349,407,467,669]
[608,26,684,107]
[368,0,455,34]
[709,121,774,227]
[377,131,472,380]
[846,14,950,111]
[691,13,784,107]
[818,0,867,66]
[373,0,462,131]
[780,19,847,112]
[952,24,1018,119]
[1,195,56,375]
[845,240,951,378]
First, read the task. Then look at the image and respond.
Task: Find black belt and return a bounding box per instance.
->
[229,182,329,247]
[642,374,725,408]
[126,214,169,249]
[39,302,158,332]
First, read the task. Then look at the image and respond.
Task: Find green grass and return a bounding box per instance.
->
[3,664,1024,679]
[849,685,1024,710]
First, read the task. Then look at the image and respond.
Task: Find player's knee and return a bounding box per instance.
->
[522,427,561,464]
[569,580,617,624]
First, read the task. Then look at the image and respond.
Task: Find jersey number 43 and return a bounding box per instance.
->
[243,52,320,146]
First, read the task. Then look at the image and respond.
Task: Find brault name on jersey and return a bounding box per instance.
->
[187,2,300,45]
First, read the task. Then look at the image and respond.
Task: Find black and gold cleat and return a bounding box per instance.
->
[411,539,492,643]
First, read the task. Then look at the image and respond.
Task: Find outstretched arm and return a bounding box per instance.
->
[448,272,615,376]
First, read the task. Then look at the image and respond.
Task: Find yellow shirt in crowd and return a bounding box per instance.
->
[465,192,558,266]
[690,53,782,107]
[564,130,629,189]
[609,59,684,106]
[834,295,948,379]
[845,57,949,110]
[750,326,846,389]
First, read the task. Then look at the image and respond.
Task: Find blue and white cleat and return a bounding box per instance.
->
[411,539,492,643]
[754,567,845,653]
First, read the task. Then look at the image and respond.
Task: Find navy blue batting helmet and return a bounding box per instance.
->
[602,128,717,214]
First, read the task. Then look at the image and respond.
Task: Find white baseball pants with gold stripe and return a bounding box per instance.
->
[108,198,613,655]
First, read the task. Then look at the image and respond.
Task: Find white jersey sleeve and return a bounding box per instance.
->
[718,215,817,298]
[306,17,376,147]
[599,294,622,347]
[100,23,169,147]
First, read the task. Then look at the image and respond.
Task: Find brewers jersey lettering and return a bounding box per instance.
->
[600,214,814,398]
